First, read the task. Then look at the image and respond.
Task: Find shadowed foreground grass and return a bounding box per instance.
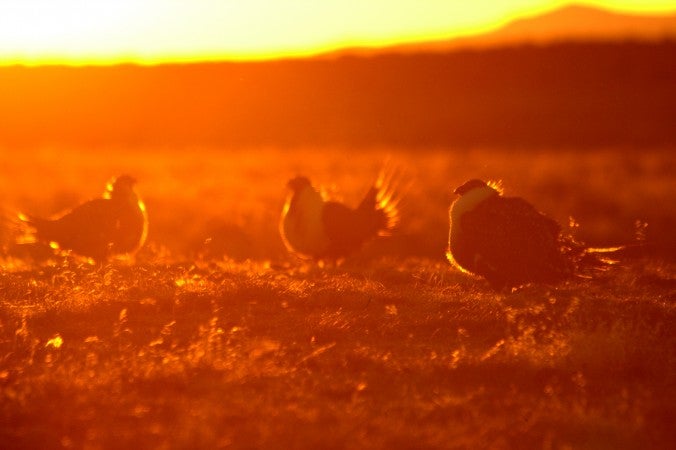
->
[0,146,674,448]
[0,257,673,449]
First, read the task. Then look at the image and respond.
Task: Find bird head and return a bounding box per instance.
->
[106,175,138,199]
[454,179,488,196]
[454,179,503,196]
[287,176,312,193]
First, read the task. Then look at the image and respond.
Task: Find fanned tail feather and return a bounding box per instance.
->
[583,245,626,265]
[578,246,624,271]
[373,161,409,235]
[15,212,44,244]
[557,233,625,277]
[565,238,633,278]
[0,208,37,246]
[585,245,626,254]
[0,208,55,263]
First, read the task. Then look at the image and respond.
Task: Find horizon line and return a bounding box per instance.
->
[1,37,675,68]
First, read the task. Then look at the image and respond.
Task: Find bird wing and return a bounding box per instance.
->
[322,202,361,245]
[460,196,568,285]
[320,182,396,258]
[42,199,114,236]
[322,200,387,257]
[36,199,120,259]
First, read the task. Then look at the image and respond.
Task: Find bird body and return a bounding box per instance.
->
[448,179,574,289]
[281,178,331,257]
[21,175,148,262]
[280,173,399,261]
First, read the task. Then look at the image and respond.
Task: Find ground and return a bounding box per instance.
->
[0,146,674,449]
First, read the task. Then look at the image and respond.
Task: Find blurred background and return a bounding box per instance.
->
[1,2,675,263]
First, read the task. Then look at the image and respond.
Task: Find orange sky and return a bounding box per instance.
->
[1,0,675,65]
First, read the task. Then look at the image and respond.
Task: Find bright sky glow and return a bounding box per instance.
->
[0,0,674,65]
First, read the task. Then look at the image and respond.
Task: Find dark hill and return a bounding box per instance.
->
[1,41,675,149]
[362,4,676,55]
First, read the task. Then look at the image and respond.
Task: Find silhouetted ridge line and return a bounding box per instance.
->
[1,41,675,148]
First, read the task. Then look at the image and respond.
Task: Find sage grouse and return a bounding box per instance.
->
[280,171,399,262]
[21,175,148,262]
[447,179,619,289]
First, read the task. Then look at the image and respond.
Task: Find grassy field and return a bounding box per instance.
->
[0,146,674,449]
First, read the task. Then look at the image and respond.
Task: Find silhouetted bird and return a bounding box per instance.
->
[447,179,617,289]
[20,175,148,262]
[280,171,400,262]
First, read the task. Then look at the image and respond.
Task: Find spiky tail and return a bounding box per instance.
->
[0,208,45,251]
[16,212,46,241]
[558,232,613,271]
[562,237,633,277]
[357,163,404,236]
[578,245,626,270]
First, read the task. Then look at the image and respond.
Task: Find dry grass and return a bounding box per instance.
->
[0,146,674,449]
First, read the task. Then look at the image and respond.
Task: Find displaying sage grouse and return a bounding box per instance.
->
[448,179,619,289]
[20,175,148,262]
[280,170,400,262]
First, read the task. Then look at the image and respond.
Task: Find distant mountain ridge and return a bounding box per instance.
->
[2,41,675,149]
[325,4,676,57]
